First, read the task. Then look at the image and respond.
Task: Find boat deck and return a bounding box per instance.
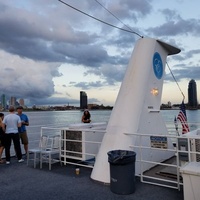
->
[1,156,184,200]
[144,156,182,179]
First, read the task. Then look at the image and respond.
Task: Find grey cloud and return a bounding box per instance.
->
[101,64,126,84]
[83,64,126,85]
[0,0,137,68]
[146,17,200,37]
[106,0,152,22]
[107,31,137,48]
[53,41,129,67]
[165,66,200,82]
[65,92,71,97]
[0,13,98,63]
[95,0,152,35]
[170,49,200,62]
[0,0,100,61]
[28,96,79,106]
[0,3,6,12]
[120,0,152,16]
[171,54,185,62]
[88,98,101,104]
[84,69,102,77]
[52,43,110,67]
[0,51,56,101]
[51,69,63,77]
[4,68,14,72]
[160,9,180,21]
[185,49,200,59]
[70,81,105,90]
[0,0,199,106]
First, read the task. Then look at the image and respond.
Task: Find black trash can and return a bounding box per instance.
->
[107,150,136,195]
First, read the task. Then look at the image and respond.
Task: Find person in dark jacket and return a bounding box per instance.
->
[82,109,91,123]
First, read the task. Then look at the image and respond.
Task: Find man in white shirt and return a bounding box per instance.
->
[2,106,24,164]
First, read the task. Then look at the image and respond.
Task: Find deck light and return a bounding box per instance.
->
[151,88,159,96]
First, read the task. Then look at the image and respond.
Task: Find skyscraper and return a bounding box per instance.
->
[1,94,6,110]
[19,98,25,106]
[188,79,198,108]
[10,96,17,106]
[80,91,88,109]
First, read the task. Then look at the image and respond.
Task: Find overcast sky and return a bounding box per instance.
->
[0,0,200,106]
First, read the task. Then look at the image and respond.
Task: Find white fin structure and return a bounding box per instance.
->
[91,37,181,183]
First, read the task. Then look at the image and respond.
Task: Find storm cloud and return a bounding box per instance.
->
[0,0,199,106]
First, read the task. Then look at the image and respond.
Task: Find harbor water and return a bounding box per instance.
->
[3,109,200,154]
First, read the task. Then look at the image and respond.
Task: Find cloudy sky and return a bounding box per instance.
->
[0,0,200,106]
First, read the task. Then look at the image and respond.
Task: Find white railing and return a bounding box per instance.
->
[124,131,181,190]
[124,129,200,190]
[40,127,106,169]
[61,128,105,168]
[37,126,200,190]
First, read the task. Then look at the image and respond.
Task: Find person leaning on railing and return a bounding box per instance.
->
[81,109,91,123]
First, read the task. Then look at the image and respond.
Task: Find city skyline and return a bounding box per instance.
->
[0,1,200,106]
[0,95,25,109]
[1,77,199,108]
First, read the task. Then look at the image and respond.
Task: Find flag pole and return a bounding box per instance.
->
[174,116,179,136]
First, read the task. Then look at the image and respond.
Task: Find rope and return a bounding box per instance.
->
[58,0,143,38]
[166,62,185,100]
[94,0,137,33]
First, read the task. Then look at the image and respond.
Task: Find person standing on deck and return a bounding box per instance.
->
[81,109,91,123]
[2,106,24,164]
[0,113,5,163]
[16,106,29,155]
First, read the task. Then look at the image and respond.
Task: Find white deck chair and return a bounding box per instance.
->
[27,135,49,168]
[40,135,61,170]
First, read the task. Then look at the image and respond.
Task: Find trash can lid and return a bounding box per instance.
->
[107,150,136,164]
[180,162,200,176]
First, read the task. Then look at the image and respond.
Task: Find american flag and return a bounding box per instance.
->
[177,101,190,134]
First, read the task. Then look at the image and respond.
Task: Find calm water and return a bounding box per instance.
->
[161,109,200,131]
[25,109,200,137]
[3,109,200,152]
[22,110,112,147]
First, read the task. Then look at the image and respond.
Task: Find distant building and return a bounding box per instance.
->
[10,96,17,106]
[188,79,198,108]
[167,101,171,107]
[88,104,99,109]
[80,91,88,109]
[19,98,25,106]
[1,94,6,110]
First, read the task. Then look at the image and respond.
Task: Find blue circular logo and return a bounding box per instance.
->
[153,52,163,79]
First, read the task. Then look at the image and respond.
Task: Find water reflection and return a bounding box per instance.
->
[25,110,200,134]
[3,109,200,149]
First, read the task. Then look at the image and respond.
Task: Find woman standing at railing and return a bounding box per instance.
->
[82,109,91,123]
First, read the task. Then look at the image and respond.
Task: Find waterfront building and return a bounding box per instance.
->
[1,94,6,110]
[10,96,17,107]
[80,91,88,109]
[19,98,25,106]
[167,101,171,107]
[188,79,198,108]
[88,103,99,109]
